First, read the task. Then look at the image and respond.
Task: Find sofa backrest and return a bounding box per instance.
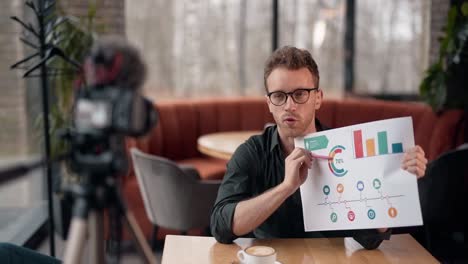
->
[127,97,274,161]
[127,97,465,163]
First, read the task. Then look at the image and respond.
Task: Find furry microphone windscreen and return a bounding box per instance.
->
[86,36,147,91]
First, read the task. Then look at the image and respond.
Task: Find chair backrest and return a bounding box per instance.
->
[130,148,220,231]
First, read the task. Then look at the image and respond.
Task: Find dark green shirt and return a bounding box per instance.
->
[210,121,391,249]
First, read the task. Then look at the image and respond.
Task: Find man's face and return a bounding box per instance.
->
[266,67,322,138]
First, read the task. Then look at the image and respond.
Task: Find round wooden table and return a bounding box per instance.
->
[197,130,262,160]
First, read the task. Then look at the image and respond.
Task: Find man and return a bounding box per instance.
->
[210,46,427,249]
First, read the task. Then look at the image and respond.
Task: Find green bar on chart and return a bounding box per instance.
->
[377,131,388,155]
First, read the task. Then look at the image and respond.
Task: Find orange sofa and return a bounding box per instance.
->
[123,97,466,241]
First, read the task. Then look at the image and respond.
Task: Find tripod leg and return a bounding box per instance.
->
[88,211,105,264]
[107,206,122,262]
[63,218,87,264]
[151,225,159,251]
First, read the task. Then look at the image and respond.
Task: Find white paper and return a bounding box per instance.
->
[295,117,423,231]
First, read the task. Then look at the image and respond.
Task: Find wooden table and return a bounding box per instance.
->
[197,131,262,160]
[161,234,438,264]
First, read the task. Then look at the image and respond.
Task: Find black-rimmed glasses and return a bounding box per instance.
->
[267,88,318,106]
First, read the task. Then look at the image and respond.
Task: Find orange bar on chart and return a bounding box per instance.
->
[366,138,376,156]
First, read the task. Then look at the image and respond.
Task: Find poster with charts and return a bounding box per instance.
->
[294,117,423,231]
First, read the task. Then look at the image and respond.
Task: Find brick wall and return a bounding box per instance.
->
[429,0,450,64]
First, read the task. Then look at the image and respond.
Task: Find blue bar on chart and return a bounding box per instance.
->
[392,143,403,153]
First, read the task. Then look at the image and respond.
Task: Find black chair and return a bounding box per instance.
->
[417,145,467,263]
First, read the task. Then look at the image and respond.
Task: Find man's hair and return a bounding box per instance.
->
[263,46,319,93]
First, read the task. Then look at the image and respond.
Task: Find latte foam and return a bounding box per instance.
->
[245,246,275,256]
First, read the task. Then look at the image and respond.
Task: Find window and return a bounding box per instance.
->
[279,0,345,98]
[0,1,47,245]
[126,0,272,99]
[126,0,430,99]
[355,0,430,95]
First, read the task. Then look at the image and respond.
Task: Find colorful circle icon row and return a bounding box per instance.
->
[356,179,382,191]
[323,179,383,196]
[329,207,398,222]
[322,184,344,195]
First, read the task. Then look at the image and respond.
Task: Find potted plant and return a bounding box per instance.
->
[420,2,468,112]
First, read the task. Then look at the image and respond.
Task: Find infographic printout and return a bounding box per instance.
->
[295,117,423,231]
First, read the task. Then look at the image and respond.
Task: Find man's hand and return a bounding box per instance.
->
[401,145,427,179]
[231,148,314,236]
[282,148,314,195]
[374,146,427,237]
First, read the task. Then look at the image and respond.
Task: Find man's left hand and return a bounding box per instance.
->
[401,145,427,178]
[378,146,427,235]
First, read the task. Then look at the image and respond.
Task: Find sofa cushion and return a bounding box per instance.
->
[155,102,199,160]
[426,110,465,160]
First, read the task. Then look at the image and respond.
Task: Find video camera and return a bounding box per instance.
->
[61,37,158,178]
[62,85,157,177]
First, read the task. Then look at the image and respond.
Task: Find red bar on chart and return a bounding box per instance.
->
[353,130,364,158]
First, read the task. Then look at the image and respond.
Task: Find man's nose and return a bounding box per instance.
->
[284,95,297,110]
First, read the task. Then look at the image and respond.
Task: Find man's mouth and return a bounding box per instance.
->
[283,116,299,125]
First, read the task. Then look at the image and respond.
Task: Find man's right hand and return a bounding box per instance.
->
[231,148,313,237]
[282,147,314,195]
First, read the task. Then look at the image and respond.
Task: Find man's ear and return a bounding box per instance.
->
[315,89,323,110]
[265,94,273,113]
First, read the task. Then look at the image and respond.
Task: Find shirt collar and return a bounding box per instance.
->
[270,118,326,153]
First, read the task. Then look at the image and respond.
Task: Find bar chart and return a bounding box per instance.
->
[353,129,404,159]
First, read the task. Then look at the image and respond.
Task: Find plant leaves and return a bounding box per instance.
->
[420,4,468,111]
[462,2,468,16]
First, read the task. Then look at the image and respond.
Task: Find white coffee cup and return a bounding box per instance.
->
[237,245,277,264]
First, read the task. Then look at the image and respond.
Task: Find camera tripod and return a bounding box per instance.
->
[62,173,156,264]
